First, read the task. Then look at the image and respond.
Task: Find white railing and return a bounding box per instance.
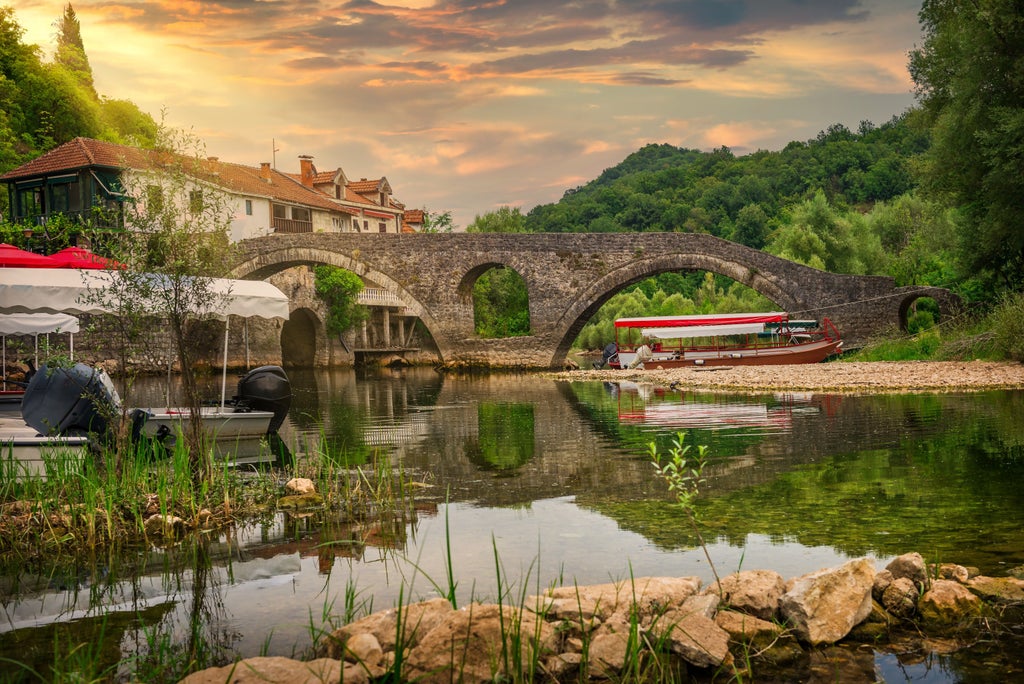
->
[357,288,404,307]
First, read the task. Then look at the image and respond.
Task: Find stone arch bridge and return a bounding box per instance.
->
[232,233,960,369]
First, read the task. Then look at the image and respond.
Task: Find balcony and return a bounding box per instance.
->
[357,288,405,308]
[272,217,313,233]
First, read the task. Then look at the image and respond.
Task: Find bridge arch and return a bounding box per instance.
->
[231,245,451,360]
[548,251,803,365]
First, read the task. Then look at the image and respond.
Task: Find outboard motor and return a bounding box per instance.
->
[21,363,119,438]
[233,365,292,434]
[593,342,619,370]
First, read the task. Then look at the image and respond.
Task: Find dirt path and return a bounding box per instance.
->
[548,360,1024,394]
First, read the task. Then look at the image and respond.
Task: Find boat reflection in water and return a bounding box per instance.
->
[607,380,823,433]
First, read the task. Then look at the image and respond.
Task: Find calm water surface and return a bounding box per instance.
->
[2,367,1023,681]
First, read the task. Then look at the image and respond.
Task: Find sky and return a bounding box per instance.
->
[7,0,924,228]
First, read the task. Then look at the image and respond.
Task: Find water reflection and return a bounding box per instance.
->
[2,368,1023,680]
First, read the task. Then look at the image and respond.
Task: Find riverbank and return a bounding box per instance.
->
[550,360,1024,394]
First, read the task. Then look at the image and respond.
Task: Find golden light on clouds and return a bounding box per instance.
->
[5,0,924,224]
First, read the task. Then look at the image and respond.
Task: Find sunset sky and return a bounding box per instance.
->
[8,0,924,227]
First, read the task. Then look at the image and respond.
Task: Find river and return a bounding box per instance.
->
[2,367,1023,682]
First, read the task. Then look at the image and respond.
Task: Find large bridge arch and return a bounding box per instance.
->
[232,233,962,369]
[231,244,453,360]
[548,251,803,365]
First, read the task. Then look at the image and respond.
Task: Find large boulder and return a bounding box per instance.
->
[179,657,364,684]
[881,577,919,619]
[402,603,558,684]
[706,569,786,621]
[886,552,927,585]
[531,576,701,622]
[779,558,875,645]
[966,576,1024,603]
[918,579,983,627]
[318,597,454,659]
[649,608,732,669]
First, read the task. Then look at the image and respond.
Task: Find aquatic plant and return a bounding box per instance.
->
[649,432,721,592]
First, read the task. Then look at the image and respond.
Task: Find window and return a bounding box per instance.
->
[15,186,42,219]
[379,222,387,233]
[292,207,311,223]
[48,181,80,213]
[363,220,369,231]
[272,204,287,220]
[245,199,253,215]
[189,189,204,214]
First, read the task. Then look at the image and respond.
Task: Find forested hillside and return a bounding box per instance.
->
[0,4,157,215]
[524,116,928,244]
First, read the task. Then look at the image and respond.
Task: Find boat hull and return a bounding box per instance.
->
[613,339,843,369]
[0,415,89,476]
[137,407,274,440]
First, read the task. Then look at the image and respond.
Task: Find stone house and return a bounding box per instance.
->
[1,137,420,241]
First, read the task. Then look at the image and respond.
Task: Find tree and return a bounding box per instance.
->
[909,0,1024,295]
[466,206,527,233]
[53,3,94,95]
[421,209,455,233]
[314,265,368,337]
[89,124,235,484]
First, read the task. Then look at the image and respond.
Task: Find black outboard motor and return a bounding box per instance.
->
[233,365,292,434]
[593,342,619,369]
[21,363,119,438]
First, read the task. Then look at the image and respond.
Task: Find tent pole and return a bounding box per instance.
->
[221,318,230,410]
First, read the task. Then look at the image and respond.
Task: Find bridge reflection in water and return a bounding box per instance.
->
[2,368,1023,677]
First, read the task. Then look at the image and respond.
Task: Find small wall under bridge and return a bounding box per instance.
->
[232,233,962,370]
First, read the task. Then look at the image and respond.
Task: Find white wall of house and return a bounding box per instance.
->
[313,210,336,233]
[229,196,273,242]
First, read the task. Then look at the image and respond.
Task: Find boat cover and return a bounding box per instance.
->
[615,312,787,328]
[641,322,767,339]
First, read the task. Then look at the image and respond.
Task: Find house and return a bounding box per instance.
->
[0,138,413,242]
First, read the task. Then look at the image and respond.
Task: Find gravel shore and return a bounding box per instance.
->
[549,360,1024,394]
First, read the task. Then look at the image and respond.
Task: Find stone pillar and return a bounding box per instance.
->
[383,308,391,347]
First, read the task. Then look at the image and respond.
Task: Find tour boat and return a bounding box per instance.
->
[608,312,842,369]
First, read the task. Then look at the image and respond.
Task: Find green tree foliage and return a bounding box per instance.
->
[421,209,455,233]
[525,117,928,238]
[0,4,157,208]
[54,3,94,95]
[314,265,368,336]
[909,0,1024,294]
[473,267,530,338]
[466,206,528,233]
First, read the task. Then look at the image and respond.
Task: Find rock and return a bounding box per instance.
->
[402,603,557,684]
[179,656,364,684]
[881,577,918,618]
[706,569,785,621]
[779,557,875,645]
[918,579,983,627]
[872,569,894,603]
[886,552,927,586]
[534,576,701,622]
[344,632,384,667]
[649,608,732,668]
[285,477,316,495]
[714,609,783,649]
[542,652,581,679]
[587,629,632,677]
[318,598,454,659]
[931,563,969,583]
[143,513,185,538]
[678,593,720,621]
[966,575,1024,603]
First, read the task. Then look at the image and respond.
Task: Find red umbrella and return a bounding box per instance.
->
[47,246,124,270]
[0,243,56,267]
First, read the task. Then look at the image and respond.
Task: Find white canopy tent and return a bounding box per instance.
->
[0,268,290,407]
[0,313,81,389]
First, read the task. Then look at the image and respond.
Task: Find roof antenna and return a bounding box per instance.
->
[272,138,280,169]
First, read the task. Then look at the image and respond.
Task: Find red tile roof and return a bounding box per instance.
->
[0,138,375,215]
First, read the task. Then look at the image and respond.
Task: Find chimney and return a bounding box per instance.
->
[259,162,272,181]
[299,155,315,187]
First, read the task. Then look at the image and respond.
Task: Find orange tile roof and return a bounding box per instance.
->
[0,138,359,214]
[404,209,425,223]
[348,179,382,194]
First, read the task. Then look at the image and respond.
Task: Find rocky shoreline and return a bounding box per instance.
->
[551,360,1024,394]
[182,552,1024,683]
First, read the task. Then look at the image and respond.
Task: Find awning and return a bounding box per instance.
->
[616,312,786,328]
[0,313,79,335]
[642,323,766,339]
[0,268,290,320]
